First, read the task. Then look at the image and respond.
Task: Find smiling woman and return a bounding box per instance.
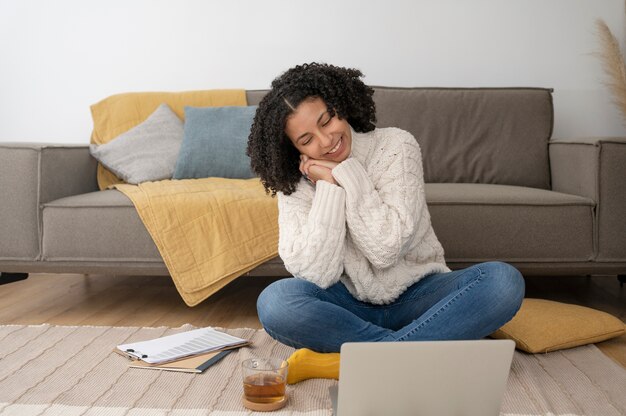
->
[286,98,351,160]
[286,97,353,186]
[246,62,525,384]
[246,62,376,196]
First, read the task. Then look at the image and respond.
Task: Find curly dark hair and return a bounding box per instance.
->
[247,62,376,196]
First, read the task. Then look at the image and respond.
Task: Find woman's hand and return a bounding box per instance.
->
[300,155,339,185]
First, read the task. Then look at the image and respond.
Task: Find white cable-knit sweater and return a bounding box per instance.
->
[277,127,451,304]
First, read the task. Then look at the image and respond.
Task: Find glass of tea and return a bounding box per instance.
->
[242,357,289,410]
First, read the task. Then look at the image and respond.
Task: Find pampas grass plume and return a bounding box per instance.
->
[596,19,626,125]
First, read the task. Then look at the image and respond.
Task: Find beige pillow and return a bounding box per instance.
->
[89,104,184,184]
[490,298,625,353]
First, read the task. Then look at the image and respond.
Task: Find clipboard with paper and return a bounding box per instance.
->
[116,327,250,364]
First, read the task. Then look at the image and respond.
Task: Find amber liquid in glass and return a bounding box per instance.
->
[243,373,286,403]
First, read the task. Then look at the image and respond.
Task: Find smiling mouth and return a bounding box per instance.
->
[326,137,342,155]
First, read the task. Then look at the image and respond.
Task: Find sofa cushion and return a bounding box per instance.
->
[41,190,162,262]
[426,183,595,261]
[173,105,257,179]
[41,184,594,266]
[374,88,553,189]
[247,87,554,189]
[89,104,184,184]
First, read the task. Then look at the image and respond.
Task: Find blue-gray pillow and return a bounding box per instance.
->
[173,105,257,179]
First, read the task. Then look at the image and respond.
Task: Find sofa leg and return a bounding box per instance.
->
[618,275,626,288]
[0,272,29,285]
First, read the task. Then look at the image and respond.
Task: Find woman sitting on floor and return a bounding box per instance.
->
[246,62,525,384]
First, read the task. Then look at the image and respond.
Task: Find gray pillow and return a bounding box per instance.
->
[173,105,257,179]
[89,103,184,184]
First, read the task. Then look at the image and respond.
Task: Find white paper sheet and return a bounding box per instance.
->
[117,327,247,364]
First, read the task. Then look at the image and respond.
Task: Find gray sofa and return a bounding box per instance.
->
[1,87,625,285]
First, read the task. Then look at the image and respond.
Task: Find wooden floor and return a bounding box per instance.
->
[0,272,624,367]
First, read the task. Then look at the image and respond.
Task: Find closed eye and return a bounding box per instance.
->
[299,109,335,146]
[321,112,333,127]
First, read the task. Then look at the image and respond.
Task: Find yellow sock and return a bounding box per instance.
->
[286,348,340,384]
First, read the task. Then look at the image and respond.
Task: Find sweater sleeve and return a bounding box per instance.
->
[331,130,427,269]
[277,179,347,288]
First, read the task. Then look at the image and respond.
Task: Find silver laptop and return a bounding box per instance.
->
[329,339,515,416]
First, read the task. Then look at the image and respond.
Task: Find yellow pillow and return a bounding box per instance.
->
[90,89,247,190]
[490,298,625,353]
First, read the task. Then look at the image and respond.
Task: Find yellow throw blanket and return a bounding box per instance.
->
[115,178,278,306]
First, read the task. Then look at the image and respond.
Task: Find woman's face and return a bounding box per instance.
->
[284,97,352,162]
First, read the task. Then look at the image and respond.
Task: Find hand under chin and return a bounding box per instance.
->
[308,165,337,185]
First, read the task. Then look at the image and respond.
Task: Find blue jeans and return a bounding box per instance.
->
[257,261,525,353]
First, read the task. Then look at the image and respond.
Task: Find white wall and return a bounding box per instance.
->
[1,0,624,143]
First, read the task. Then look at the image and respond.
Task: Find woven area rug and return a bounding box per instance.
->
[0,324,624,416]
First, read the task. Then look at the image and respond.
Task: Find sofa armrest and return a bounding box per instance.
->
[549,137,626,261]
[0,143,98,261]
